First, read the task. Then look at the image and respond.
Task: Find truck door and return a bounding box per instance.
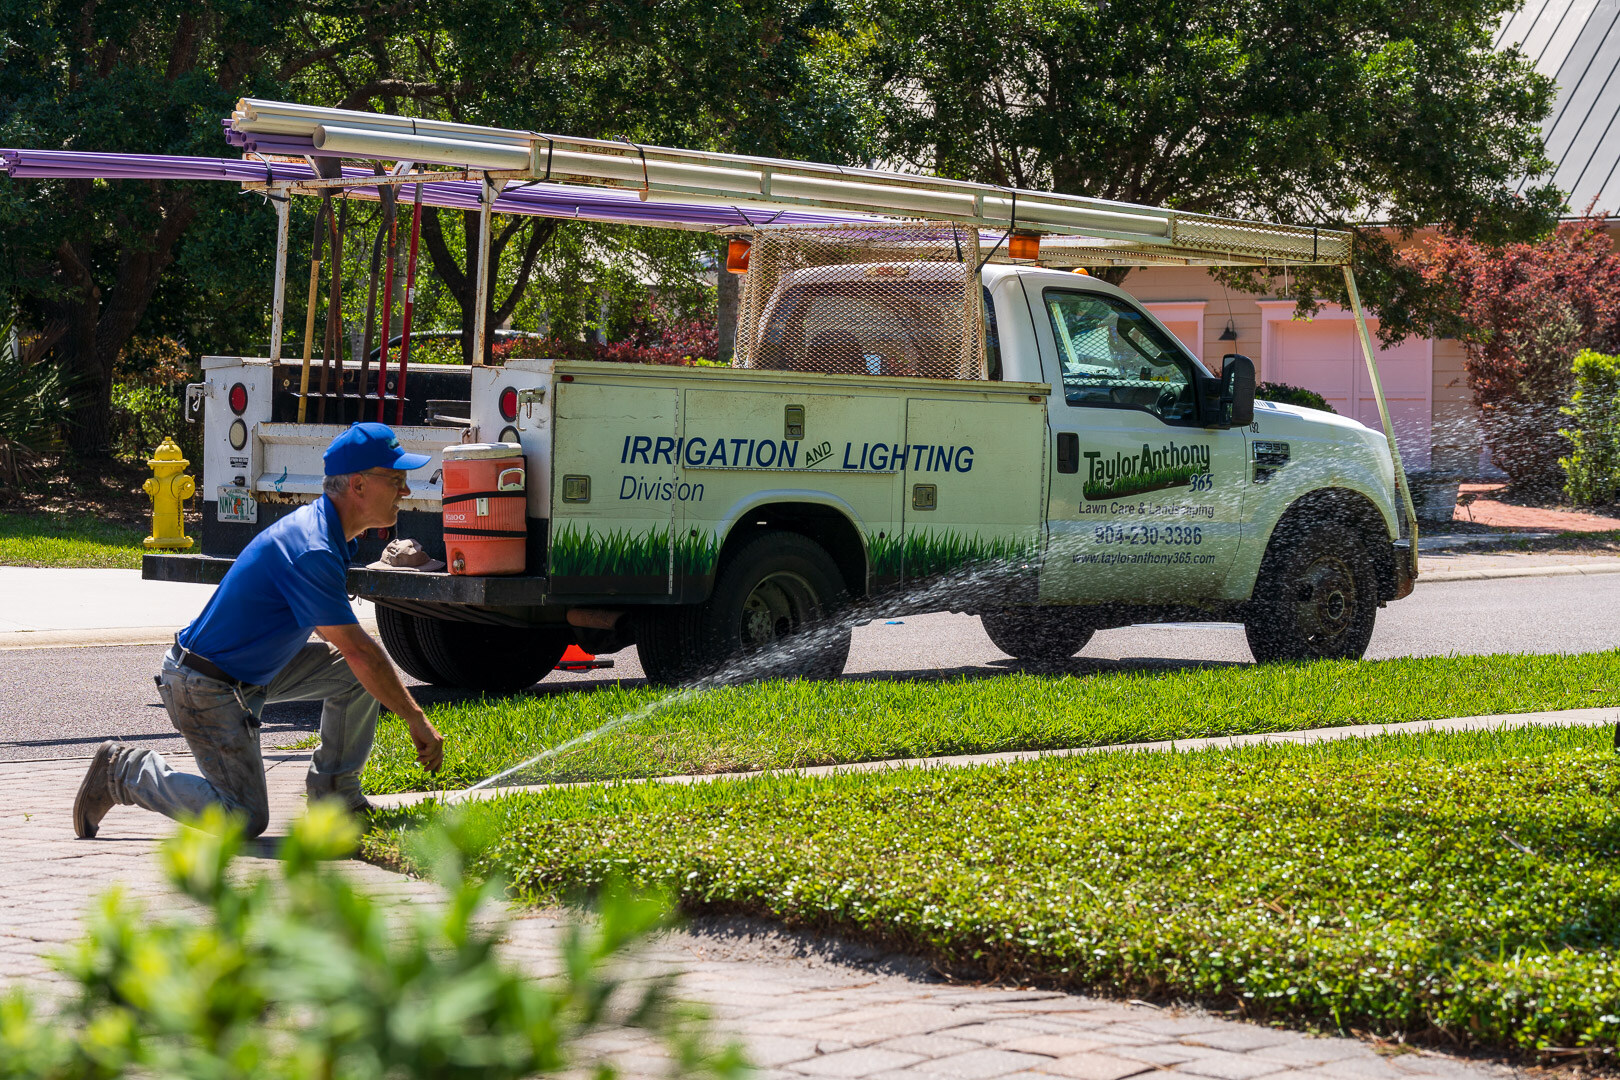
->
[1030,284,1245,602]
[548,381,677,597]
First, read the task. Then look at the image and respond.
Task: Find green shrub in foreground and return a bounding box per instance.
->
[0,803,744,1080]
[364,650,1620,794]
[400,726,1620,1055]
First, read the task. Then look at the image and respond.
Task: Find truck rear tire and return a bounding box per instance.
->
[636,531,852,686]
[378,608,571,693]
[980,608,1095,661]
[376,606,441,685]
[1244,526,1378,663]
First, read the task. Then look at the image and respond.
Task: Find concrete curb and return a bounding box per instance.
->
[1417,561,1620,583]
[368,705,1620,810]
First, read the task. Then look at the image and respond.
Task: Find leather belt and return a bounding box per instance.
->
[172,637,250,689]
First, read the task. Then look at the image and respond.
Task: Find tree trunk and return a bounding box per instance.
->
[421,206,479,365]
[50,237,110,459]
[60,322,113,460]
[421,208,555,365]
[51,188,195,460]
[717,244,740,364]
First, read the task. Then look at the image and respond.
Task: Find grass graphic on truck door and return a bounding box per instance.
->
[868,531,1037,579]
[1083,463,1206,501]
[549,523,722,579]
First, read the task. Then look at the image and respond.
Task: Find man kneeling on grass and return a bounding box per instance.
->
[73,422,445,839]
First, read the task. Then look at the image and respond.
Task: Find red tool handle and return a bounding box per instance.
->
[395,184,423,426]
[375,196,400,422]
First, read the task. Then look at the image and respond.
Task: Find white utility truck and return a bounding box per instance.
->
[145,100,1418,689]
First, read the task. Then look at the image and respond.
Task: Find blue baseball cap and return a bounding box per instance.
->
[323,422,432,476]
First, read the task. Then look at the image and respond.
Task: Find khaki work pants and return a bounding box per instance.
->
[107,641,379,837]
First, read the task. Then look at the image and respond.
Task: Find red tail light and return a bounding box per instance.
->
[228,383,249,415]
[498,386,518,421]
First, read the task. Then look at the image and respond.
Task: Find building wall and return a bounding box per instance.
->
[1431,337,1478,474]
[1120,266,1482,475]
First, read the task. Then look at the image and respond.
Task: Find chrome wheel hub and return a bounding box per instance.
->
[739,571,817,649]
[1295,556,1357,641]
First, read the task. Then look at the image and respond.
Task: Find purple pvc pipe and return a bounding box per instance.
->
[0,148,879,230]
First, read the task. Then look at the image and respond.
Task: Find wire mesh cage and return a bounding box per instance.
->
[733,222,986,380]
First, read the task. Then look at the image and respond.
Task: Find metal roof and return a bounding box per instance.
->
[1498,0,1620,213]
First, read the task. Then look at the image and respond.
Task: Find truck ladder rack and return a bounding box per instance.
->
[230,99,1350,269]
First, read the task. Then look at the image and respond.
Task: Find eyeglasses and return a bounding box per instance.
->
[361,470,410,492]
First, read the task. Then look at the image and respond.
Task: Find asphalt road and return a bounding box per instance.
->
[2,573,1616,762]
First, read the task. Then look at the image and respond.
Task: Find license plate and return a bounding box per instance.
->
[217,485,258,524]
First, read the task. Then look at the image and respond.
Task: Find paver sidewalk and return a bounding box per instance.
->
[0,748,1534,1080]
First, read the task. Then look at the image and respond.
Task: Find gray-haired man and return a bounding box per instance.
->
[74,422,445,839]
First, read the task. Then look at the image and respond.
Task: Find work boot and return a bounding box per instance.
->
[73,740,122,839]
[307,790,378,821]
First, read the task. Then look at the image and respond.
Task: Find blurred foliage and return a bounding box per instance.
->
[0,802,747,1080]
[492,300,720,366]
[1560,349,1620,506]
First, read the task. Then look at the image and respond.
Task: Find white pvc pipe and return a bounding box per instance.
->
[239,99,529,146]
[268,189,291,365]
[231,98,1352,267]
[980,195,1173,236]
[471,175,502,366]
[312,125,530,170]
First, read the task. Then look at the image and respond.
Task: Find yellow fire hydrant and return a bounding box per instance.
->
[143,437,196,550]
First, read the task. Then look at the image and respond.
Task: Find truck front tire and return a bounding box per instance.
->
[377,607,570,693]
[636,531,852,685]
[1244,526,1378,663]
[980,608,1095,661]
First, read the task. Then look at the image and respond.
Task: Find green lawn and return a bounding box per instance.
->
[364,650,1620,793]
[0,511,147,568]
[374,725,1620,1055]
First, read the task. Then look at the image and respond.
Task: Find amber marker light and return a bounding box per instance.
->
[726,238,751,273]
[1008,232,1041,261]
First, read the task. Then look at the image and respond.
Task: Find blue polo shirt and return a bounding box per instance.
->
[176,496,359,686]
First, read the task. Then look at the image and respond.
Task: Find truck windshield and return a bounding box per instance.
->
[1043,290,1196,423]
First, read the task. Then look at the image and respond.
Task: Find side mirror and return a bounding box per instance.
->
[1221,353,1256,428]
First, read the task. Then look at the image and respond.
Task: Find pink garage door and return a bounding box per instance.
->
[1145,302,1209,373]
[1258,302,1432,469]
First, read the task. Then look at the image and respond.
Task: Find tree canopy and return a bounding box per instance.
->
[848,0,1561,319]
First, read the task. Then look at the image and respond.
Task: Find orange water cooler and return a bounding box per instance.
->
[441,442,527,575]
